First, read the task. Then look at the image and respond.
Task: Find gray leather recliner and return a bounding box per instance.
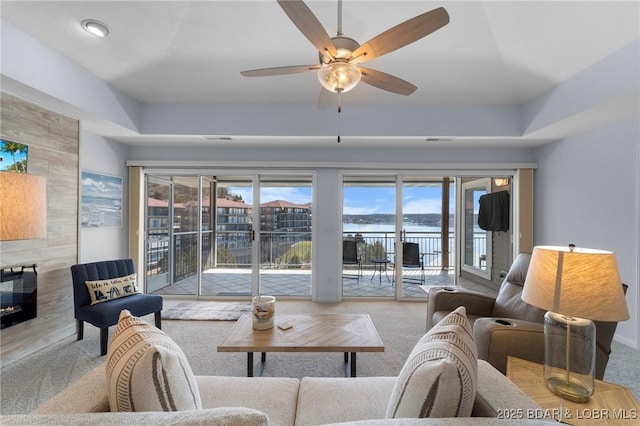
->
[426,253,627,380]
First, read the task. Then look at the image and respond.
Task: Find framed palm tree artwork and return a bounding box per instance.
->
[0,139,28,173]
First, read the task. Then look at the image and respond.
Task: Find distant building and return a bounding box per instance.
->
[260,199,312,232]
[214,197,252,232]
[146,197,311,269]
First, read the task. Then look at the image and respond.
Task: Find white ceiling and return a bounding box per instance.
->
[1,1,639,147]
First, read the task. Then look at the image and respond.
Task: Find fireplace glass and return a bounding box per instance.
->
[0,264,37,329]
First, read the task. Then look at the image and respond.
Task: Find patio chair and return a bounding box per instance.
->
[393,242,425,285]
[342,240,362,278]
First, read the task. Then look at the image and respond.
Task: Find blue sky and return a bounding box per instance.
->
[344,186,455,215]
[228,184,454,215]
[228,186,313,206]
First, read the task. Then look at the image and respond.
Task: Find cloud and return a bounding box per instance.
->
[403,198,442,214]
[226,186,311,206]
[260,187,311,205]
[82,175,121,199]
[343,205,380,215]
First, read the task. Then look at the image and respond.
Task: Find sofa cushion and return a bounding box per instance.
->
[32,364,110,414]
[106,310,202,412]
[85,273,140,305]
[295,376,397,425]
[386,306,477,418]
[4,407,269,425]
[197,376,300,426]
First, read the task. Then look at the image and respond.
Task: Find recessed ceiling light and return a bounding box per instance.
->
[81,19,109,37]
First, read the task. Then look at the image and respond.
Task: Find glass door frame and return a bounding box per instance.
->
[340,171,455,301]
[197,176,216,297]
[459,178,492,281]
[341,173,398,299]
[144,175,174,293]
[140,168,315,299]
[257,174,314,298]
[395,175,458,300]
[207,173,258,298]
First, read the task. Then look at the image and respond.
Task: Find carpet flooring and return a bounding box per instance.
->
[161,300,251,321]
[1,300,639,415]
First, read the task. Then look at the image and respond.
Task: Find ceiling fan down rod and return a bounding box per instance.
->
[337,89,342,143]
[337,0,343,36]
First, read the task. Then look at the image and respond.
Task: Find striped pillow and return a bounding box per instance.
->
[106,310,202,412]
[386,306,477,418]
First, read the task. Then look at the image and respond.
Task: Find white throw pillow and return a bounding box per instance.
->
[386,306,477,418]
[85,273,140,305]
[106,310,202,412]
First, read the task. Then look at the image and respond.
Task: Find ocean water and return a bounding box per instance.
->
[342,222,485,265]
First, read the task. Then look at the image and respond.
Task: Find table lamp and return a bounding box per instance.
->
[521,244,629,403]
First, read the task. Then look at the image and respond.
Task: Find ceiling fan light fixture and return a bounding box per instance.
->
[317,61,361,93]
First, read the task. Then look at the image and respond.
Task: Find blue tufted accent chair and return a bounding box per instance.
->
[71,259,163,355]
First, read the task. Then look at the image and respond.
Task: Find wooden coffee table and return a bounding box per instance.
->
[217,313,384,377]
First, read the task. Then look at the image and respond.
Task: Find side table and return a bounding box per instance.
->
[370,259,390,283]
[506,356,639,425]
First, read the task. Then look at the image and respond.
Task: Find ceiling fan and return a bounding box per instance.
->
[241,0,450,99]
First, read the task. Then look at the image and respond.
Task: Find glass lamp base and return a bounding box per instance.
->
[544,311,595,403]
[547,375,591,403]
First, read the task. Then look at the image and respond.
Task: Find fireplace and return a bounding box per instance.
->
[0,264,37,329]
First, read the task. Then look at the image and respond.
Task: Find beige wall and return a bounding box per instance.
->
[0,93,79,366]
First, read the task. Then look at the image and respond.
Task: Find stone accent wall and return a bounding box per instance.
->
[0,93,79,366]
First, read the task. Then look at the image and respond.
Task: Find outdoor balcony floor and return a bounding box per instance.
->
[151,267,497,299]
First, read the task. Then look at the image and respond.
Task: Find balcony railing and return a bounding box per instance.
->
[343,231,454,269]
[147,229,484,283]
[259,231,312,269]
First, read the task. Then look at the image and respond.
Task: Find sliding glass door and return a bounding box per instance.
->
[342,174,454,300]
[144,172,313,298]
[145,176,172,293]
[342,176,396,297]
[461,178,491,280]
[208,176,254,296]
[259,175,313,297]
[400,177,455,298]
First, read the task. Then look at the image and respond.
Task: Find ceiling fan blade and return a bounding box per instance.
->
[241,65,320,77]
[317,87,334,109]
[350,7,449,64]
[360,67,417,96]
[277,0,337,58]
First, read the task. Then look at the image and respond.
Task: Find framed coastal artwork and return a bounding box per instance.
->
[81,171,123,228]
[0,139,28,173]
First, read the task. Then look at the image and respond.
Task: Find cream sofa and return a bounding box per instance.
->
[1,360,557,425]
[3,305,559,425]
